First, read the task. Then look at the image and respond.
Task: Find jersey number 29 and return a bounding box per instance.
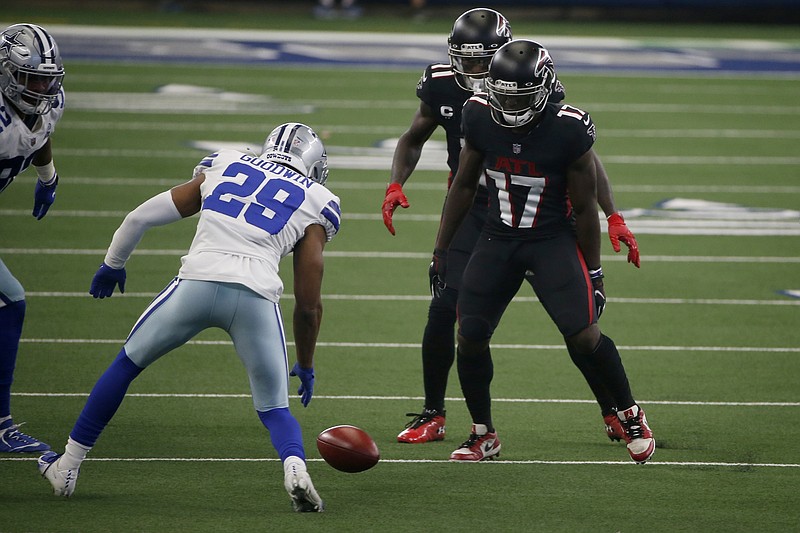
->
[202,162,305,234]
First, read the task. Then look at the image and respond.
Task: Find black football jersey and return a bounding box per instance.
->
[416,63,470,176]
[461,96,596,240]
[415,63,567,177]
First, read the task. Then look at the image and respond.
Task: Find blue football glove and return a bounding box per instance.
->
[289,362,315,407]
[89,263,126,298]
[32,174,58,220]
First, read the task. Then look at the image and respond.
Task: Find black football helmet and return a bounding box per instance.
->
[447,8,512,92]
[486,40,556,128]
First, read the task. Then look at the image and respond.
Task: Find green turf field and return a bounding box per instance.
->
[2,8,800,532]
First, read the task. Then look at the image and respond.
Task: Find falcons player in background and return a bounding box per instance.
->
[0,23,65,454]
[381,9,640,447]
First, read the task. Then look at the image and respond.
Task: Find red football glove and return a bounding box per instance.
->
[382,183,410,236]
[607,212,640,268]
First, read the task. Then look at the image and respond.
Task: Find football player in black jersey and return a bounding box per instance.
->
[382,9,640,446]
[433,40,654,463]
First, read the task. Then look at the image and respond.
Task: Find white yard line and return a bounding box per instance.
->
[19,292,800,306]
[4,248,800,263]
[1,455,796,467]
[12,391,800,407]
[19,338,800,352]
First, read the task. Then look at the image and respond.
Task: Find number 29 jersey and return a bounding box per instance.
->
[462,96,596,241]
[178,149,342,302]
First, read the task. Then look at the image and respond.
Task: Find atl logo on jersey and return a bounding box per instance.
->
[494,155,540,175]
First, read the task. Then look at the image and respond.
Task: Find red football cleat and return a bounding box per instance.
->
[397,409,446,444]
[449,424,501,462]
[604,410,630,443]
[618,405,655,464]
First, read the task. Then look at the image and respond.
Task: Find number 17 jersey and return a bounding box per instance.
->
[462,97,596,241]
[178,149,342,302]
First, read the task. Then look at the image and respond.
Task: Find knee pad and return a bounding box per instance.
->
[458,313,493,343]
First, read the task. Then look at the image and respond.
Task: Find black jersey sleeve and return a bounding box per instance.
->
[554,104,596,162]
[461,93,491,152]
[415,65,434,105]
[549,75,566,104]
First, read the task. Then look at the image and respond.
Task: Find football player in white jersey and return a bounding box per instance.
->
[0,23,65,453]
[38,123,341,513]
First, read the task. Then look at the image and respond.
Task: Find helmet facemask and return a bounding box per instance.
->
[449,47,493,92]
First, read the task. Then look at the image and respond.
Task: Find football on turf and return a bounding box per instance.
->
[316,425,380,473]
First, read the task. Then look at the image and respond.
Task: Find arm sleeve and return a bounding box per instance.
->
[104,190,183,268]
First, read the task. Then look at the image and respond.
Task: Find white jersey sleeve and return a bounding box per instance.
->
[177,149,341,302]
[0,88,65,194]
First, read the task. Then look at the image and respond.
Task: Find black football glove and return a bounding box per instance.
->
[589,267,605,319]
[429,248,447,299]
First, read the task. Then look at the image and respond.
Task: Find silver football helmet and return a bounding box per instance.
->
[260,122,329,186]
[486,40,555,128]
[0,24,65,115]
[447,8,512,92]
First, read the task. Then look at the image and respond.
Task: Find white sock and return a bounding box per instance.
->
[284,456,307,476]
[61,437,91,469]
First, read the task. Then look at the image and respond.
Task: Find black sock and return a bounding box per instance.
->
[421,287,458,412]
[586,335,635,410]
[567,342,618,416]
[457,345,494,431]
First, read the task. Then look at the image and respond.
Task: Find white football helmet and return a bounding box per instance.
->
[0,24,64,115]
[260,123,329,186]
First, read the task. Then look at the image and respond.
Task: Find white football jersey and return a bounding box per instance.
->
[178,149,342,302]
[0,89,65,194]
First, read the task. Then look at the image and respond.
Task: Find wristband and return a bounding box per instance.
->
[589,267,604,280]
[34,161,58,185]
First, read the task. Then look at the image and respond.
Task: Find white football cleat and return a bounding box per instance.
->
[618,405,656,464]
[284,458,324,513]
[38,451,79,497]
